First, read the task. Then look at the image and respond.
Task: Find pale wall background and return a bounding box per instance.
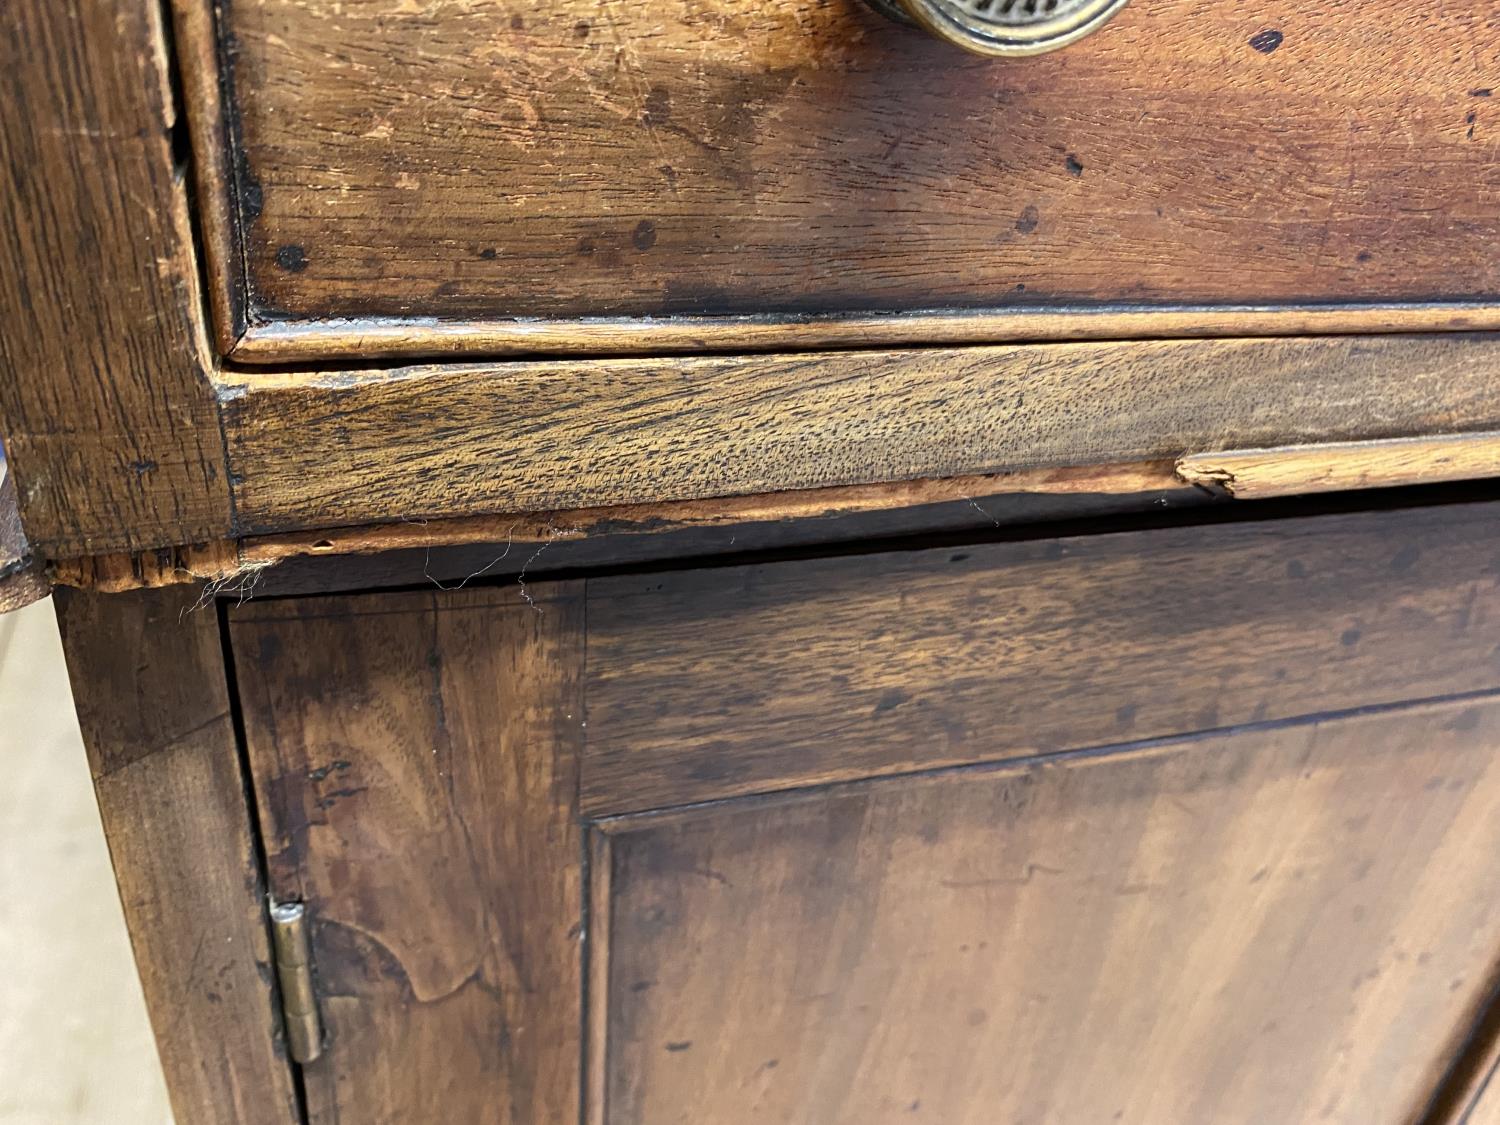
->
[0,599,174,1125]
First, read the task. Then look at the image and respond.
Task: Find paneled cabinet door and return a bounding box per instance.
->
[230,506,1500,1124]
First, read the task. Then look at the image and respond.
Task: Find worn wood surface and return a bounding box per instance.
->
[205,0,1500,359]
[229,304,1500,364]
[0,0,231,556]
[53,585,299,1125]
[230,586,587,1125]
[48,540,253,596]
[585,828,614,1125]
[0,456,49,612]
[242,461,1183,563]
[248,464,1213,599]
[583,499,1500,813]
[40,461,1201,596]
[1179,431,1500,499]
[168,0,247,352]
[221,333,1500,535]
[597,697,1500,1124]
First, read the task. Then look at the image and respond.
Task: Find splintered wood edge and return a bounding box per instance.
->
[47,540,257,598]
[235,461,1183,564]
[44,461,1183,591]
[43,430,1500,595]
[1176,431,1500,500]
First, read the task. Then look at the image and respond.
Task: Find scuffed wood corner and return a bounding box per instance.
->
[48,540,269,598]
[0,454,49,612]
[1177,431,1500,500]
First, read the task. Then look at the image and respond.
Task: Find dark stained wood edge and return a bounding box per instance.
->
[1419,962,1500,1124]
[218,333,1500,537]
[0,0,233,557]
[53,584,300,1125]
[34,428,1500,598]
[227,302,1500,364]
[168,0,247,353]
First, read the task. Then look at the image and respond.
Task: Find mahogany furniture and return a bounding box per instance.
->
[5,1,1500,1121]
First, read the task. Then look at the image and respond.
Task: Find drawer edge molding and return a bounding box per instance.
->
[228,302,1500,365]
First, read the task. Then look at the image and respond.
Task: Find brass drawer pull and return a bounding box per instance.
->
[869,0,1129,56]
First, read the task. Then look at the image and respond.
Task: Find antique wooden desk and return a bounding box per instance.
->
[5,1,1500,1122]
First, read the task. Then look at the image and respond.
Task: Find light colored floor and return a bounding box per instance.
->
[0,600,174,1125]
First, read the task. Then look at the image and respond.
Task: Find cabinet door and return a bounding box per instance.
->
[594,700,1500,1124]
[230,503,1500,1124]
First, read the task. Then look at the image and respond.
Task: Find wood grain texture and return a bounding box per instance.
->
[220,333,1500,535]
[207,0,1500,358]
[586,828,613,1125]
[240,461,1183,563]
[582,499,1500,814]
[230,586,587,1125]
[0,0,231,555]
[53,585,299,1125]
[1179,431,1500,499]
[41,462,1204,596]
[597,697,1500,1125]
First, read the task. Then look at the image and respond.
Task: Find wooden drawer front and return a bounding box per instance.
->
[228,501,1500,1123]
[201,0,1500,359]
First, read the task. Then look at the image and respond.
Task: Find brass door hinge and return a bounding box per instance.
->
[270,901,324,1064]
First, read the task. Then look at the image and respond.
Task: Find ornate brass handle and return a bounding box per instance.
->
[868,0,1129,57]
